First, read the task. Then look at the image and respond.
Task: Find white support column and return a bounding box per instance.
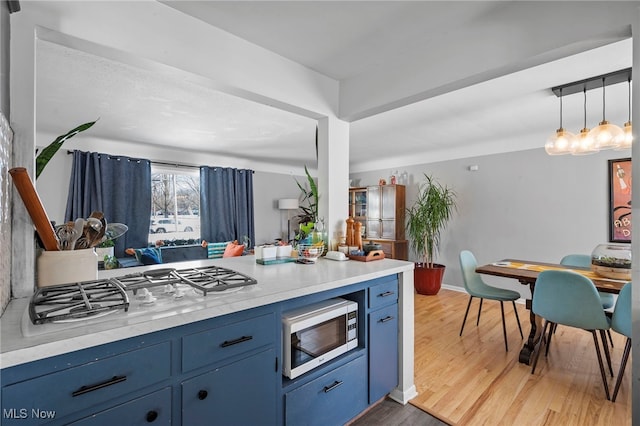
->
[316,116,349,251]
[389,267,418,405]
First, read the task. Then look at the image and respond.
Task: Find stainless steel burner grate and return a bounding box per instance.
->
[28,265,258,325]
[113,266,258,296]
[29,280,129,324]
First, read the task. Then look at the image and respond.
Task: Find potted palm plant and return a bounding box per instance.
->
[406,174,457,295]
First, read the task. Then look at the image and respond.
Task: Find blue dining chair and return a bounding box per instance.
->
[611,282,631,402]
[560,254,615,309]
[531,269,613,400]
[560,254,615,347]
[459,250,523,352]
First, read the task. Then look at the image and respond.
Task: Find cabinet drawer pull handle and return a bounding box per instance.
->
[72,375,127,397]
[198,390,208,400]
[378,291,395,297]
[220,335,253,347]
[379,315,394,323]
[146,410,158,423]
[323,380,343,393]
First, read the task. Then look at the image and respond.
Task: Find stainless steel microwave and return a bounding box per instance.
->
[282,298,358,379]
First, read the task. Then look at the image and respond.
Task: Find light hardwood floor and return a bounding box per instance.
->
[409,289,631,425]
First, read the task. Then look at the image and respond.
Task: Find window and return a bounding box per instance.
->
[150,165,200,243]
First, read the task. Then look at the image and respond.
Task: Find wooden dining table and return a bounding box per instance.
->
[476,259,629,365]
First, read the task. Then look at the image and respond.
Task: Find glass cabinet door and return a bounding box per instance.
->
[381,186,396,219]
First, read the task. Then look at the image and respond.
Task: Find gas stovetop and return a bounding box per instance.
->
[28,265,258,326]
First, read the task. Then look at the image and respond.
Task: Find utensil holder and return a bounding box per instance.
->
[37,248,98,287]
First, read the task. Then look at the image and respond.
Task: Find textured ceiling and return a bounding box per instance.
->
[35,1,635,173]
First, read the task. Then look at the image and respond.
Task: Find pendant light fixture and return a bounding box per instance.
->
[571,87,598,155]
[588,77,623,149]
[545,87,574,155]
[547,68,631,156]
[615,76,633,150]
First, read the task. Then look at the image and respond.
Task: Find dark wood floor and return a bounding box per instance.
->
[350,398,449,426]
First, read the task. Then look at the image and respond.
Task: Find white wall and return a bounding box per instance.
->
[36,146,304,249]
[350,147,629,298]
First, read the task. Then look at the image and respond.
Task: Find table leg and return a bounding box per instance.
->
[518,280,542,365]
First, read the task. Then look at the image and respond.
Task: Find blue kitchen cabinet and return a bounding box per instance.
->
[284,354,368,426]
[1,273,401,425]
[181,348,277,425]
[368,278,399,403]
[1,342,171,425]
[369,303,399,403]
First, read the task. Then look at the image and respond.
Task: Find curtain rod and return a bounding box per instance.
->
[65,150,254,172]
[66,150,198,169]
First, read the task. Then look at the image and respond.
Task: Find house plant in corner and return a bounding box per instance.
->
[406,174,457,295]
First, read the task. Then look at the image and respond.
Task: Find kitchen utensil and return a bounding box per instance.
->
[8,167,60,251]
[74,212,106,249]
[80,211,107,248]
[96,223,128,246]
[70,218,84,249]
[55,221,78,250]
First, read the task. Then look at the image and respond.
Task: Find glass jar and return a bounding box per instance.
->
[591,243,632,280]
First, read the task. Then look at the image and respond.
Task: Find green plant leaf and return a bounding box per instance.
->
[294,165,319,223]
[35,120,98,179]
[405,174,457,267]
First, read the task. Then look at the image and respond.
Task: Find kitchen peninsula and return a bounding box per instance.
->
[1,256,416,425]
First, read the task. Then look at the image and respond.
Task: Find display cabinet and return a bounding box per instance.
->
[348,185,407,259]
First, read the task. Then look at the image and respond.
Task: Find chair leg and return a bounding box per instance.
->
[591,331,611,400]
[607,330,614,348]
[612,337,632,402]
[531,320,550,375]
[511,301,523,339]
[499,301,508,352]
[599,329,614,377]
[545,322,555,357]
[460,296,474,336]
[476,298,484,326]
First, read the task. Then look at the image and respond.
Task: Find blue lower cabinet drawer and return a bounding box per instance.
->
[69,387,171,426]
[1,342,171,425]
[368,279,398,310]
[182,312,275,373]
[285,355,368,426]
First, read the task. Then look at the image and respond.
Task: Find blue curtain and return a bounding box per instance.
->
[65,150,151,257]
[200,166,254,247]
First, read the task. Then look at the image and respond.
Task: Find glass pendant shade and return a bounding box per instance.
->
[545,128,574,155]
[615,121,633,150]
[545,87,573,155]
[615,79,633,150]
[588,120,624,149]
[571,128,598,155]
[588,77,623,149]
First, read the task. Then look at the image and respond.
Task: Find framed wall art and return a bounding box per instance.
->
[609,157,632,243]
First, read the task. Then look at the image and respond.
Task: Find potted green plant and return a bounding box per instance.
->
[294,165,320,242]
[406,174,457,295]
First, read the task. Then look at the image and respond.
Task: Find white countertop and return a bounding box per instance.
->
[0,256,413,369]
